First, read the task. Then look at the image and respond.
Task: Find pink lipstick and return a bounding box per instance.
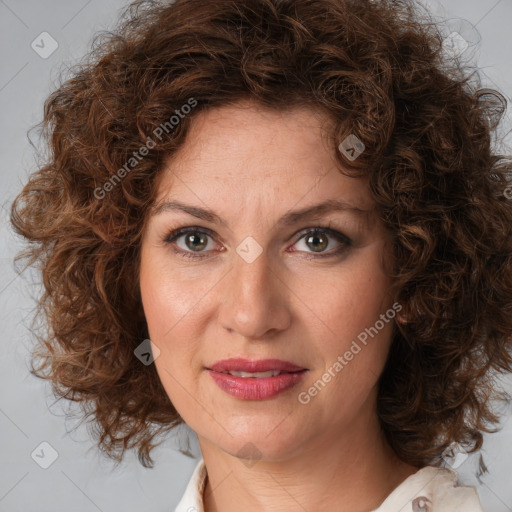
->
[206,358,308,400]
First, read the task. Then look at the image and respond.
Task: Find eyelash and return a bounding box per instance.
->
[163,224,352,260]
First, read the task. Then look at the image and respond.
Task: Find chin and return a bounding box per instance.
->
[227,438,302,464]
[204,417,309,463]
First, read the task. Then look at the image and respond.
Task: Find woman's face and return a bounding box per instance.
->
[140,101,398,462]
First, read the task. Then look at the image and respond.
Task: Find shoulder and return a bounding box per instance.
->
[374,466,484,512]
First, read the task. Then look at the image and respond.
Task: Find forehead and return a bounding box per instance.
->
[152,101,376,218]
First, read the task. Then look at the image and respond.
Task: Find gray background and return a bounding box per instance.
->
[1,0,512,511]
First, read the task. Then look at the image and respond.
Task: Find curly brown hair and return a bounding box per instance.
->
[10,0,512,470]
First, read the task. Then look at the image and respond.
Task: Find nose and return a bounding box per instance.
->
[218,242,292,340]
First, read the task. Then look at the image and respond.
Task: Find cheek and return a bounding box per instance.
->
[139,246,212,340]
[298,247,395,407]
[139,248,215,392]
[301,247,394,346]
[139,258,202,416]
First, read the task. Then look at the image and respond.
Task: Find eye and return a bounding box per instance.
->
[292,227,351,258]
[163,225,352,259]
[164,227,219,259]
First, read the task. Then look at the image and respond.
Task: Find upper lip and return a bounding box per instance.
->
[207,358,307,373]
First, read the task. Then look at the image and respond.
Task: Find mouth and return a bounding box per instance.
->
[205,358,308,400]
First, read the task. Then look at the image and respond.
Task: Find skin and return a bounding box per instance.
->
[139,100,418,512]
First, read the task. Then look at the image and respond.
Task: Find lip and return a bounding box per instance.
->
[206,358,308,400]
[207,358,306,373]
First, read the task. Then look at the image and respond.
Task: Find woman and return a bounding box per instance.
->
[10,0,512,510]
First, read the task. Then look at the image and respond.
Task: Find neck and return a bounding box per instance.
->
[199,409,418,512]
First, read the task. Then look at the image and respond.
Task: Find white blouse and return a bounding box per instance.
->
[174,458,484,511]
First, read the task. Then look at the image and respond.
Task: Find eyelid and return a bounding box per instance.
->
[292,225,351,244]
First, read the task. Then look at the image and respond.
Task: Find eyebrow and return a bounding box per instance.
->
[150,198,371,227]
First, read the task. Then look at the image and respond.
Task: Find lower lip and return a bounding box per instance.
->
[207,369,307,400]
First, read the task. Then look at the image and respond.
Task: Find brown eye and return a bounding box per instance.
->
[183,231,209,252]
[164,225,352,260]
[304,232,329,252]
[164,227,217,259]
[293,227,351,258]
